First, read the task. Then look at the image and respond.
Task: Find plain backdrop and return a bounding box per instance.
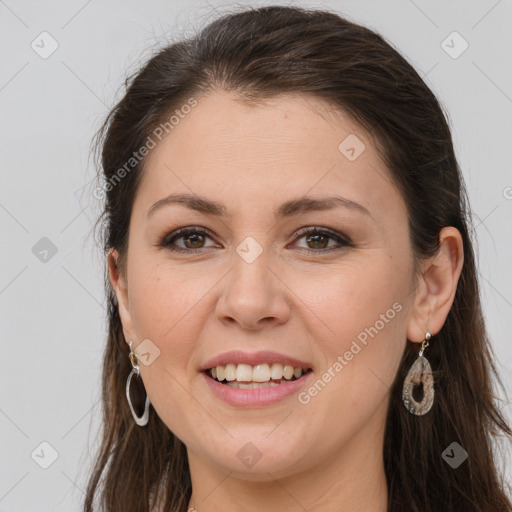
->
[1,0,511,510]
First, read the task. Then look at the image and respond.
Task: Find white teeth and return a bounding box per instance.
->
[236,382,255,389]
[271,363,284,379]
[225,363,236,381]
[225,381,281,389]
[216,365,225,381]
[208,362,310,383]
[252,364,271,382]
[283,365,294,380]
[235,363,253,382]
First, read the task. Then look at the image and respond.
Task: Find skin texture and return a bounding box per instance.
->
[108,90,464,512]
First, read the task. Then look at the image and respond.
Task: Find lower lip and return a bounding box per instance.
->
[201,370,314,407]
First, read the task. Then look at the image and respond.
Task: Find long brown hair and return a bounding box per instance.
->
[84,5,512,511]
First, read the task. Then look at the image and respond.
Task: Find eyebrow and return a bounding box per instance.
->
[147,192,372,220]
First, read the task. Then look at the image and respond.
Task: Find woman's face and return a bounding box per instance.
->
[111,90,419,479]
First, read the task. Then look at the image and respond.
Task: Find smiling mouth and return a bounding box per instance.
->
[204,363,313,388]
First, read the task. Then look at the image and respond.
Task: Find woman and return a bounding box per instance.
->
[84,5,512,511]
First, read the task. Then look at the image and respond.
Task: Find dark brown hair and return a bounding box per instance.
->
[84,5,512,511]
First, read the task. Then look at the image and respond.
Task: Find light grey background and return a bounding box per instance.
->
[1,0,511,510]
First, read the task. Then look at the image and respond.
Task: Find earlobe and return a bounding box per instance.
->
[406,226,464,343]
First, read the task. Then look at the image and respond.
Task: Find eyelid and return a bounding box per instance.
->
[159,225,353,253]
[160,226,217,248]
[292,225,353,246]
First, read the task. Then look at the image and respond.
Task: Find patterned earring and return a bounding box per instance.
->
[126,340,150,426]
[402,331,434,415]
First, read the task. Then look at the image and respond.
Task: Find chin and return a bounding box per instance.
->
[205,439,311,479]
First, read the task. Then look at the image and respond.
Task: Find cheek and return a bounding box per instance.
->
[299,254,409,343]
[300,255,409,406]
[127,255,210,342]
[126,260,211,432]
[124,258,213,421]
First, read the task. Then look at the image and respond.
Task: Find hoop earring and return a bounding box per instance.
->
[126,340,150,426]
[402,331,434,416]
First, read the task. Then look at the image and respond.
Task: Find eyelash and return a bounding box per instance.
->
[159,226,353,255]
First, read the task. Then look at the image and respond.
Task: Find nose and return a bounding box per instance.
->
[215,250,291,331]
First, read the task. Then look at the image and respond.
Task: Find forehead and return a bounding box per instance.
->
[135,90,402,221]
[145,91,366,170]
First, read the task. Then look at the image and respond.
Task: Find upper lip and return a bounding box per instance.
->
[200,350,313,371]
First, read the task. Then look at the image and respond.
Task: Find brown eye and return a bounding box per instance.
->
[292,227,353,254]
[304,232,330,249]
[160,227,217,252]
[182,232,206,249]
[160,226,353,255]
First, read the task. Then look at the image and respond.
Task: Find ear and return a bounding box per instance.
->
[107,248,136,345]
[407,226,464,343]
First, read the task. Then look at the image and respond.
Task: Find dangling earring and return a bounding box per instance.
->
[126,340,150,426]
[402,331,434,416]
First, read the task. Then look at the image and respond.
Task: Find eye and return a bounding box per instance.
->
[290,226,353,254]
[159,227,217,252]
[159,226,353,254]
